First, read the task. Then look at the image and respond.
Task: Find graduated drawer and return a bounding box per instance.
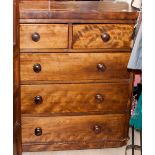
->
[21,83,129,114]
[20,53,130,82]
[22,114,127,144]
[73,24,134,49]
[20,24,68,49]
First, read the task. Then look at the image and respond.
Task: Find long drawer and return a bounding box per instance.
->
[20,53,130,82]
[73,24,134,49]
[22,114,127,144]
[21,83,129,114]
[20,24,68,49]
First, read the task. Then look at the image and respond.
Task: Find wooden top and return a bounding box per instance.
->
[20,1,138,21]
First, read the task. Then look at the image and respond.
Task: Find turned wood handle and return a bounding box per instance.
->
[93,125,102,134]
[34,95,43,104]
[97,63,106,72]
[32,32,40,42]
[35,127,42,136]
[101,32,110,42]
[95,94,104,103]
[33,64,41,73]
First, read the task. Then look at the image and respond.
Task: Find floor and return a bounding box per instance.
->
[23,128,141,155]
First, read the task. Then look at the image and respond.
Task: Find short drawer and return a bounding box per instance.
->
[20,24,68,49]
[22,114,127,143]
[21,83,129,114]
[20,53,130,82]
[73,24,134,49]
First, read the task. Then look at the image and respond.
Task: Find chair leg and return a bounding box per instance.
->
[132,126,134,155]
[125,127,142,155]
[140,130,142,155]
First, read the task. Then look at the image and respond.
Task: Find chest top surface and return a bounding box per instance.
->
[19,0,138,21]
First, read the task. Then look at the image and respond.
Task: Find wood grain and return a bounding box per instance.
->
[22,114,127,144]
[73,24,134,49]
[19,1,138,20]
[13,56,20,96]
[20,53,130,82]
[21,83,129,114]
[20,79,130,85]
[22,140,127,152]
[13,0,22,155]
[20,19,137,24]
[20,24,68,49]
[18,0,137,152]
[20,48,131,53]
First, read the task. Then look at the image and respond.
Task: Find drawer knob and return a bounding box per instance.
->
[93,125,102,134]
[95,94,104,103]
[34,96,43,104]
[35,127,42,136]
[33,64,41,73]
[97,63,106,72]
[32,32,40,42]
[101,32,110,42]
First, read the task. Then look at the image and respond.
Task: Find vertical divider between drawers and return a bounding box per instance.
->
[68,23,73,49]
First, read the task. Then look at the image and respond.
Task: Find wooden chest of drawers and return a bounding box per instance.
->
[18,0,138,152]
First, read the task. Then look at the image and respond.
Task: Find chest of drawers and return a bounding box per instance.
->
[16,0,138,152]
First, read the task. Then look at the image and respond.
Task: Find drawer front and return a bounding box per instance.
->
[20,53,130,82]
[22,114,127,143]
[21,83,129,114]
[20,24,68,49]
[73,24,134,49]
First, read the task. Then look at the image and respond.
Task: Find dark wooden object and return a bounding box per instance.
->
[13,0,22,155]
[19,1,138,20]
[15,0,138,152]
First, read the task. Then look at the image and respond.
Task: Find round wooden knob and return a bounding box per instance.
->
[95,94,104,103]
[32,32,40,42]
[101,32,110,42]
[97,63,106,72]
[34,96,43,104]
[33,64,41,73]
[35,127,42,136]
[93,125,102,134]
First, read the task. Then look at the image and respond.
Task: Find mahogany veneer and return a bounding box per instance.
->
[17,0,138,152]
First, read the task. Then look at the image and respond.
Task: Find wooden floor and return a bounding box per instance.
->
[23,128,141,155]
